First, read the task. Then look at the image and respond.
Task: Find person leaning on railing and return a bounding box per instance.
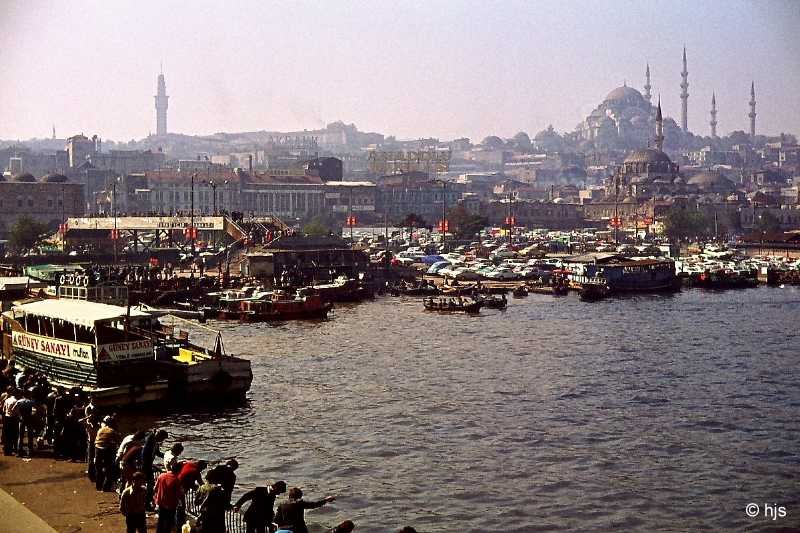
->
[233,480,286,533]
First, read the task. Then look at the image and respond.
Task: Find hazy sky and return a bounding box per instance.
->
[1,0,799,142]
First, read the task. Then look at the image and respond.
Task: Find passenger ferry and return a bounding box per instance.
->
[564,253,679,293]
[1,299,252,407]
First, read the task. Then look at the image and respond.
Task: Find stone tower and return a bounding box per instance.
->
[748,81,757,141]
[655,97,665,151]
[680,47,689,132]
[155,68,169,137]
[644,63,652,104]
[710,92,718,139]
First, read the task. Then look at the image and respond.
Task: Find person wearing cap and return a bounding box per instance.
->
[94,415,120,491]
[274,487,336,533]
[233,480,287,533]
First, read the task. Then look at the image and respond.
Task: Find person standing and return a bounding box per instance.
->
[207,459,238,505]
[193,473,227,533]
[274,487,336,533]
[141,429,168,508]
[234,480,287,533]
[154,462,184,533]
[2,388,19,456]
[82,414,99,480]
[94,416,120,491]
[162,442,184,471]
[120,471,148,533]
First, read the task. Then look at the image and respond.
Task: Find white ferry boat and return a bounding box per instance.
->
[1,299,252,407]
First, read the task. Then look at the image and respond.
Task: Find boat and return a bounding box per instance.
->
[238,289,333,321]
[311,276,373,302]
[579,279,610,301]
[0,299,252,407]
[512,285,528,298]
[423,296,483,313]
[479,294,507,309]
[566,254,679,293]
[526,284,568,296]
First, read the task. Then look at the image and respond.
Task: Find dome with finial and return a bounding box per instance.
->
[623,148,672,165]
[604,85,646,106]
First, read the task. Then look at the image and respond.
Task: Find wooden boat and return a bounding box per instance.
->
[423,296,483,313]
[238,289,332,321]
[512,285,528,298]
[311,276,373,302]
[480,294,507,309]
[526,283,569,296]
[579,280,610,301]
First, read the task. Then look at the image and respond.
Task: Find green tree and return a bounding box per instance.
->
[302,215,335,237]
[8,216,49,253]
[755,211,781,234]
[397,213,427,236]
[447,205,488,240]
[663,208,712,243]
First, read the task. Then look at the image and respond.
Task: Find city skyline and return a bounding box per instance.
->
[1,0,799,142]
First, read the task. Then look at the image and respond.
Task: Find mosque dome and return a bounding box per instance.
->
[686,171,735,192]
[624,148,672,165]
[13,173,36,182]
[604,85,646,105]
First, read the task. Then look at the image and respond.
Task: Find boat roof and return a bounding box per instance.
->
[10,300,150,328]
[0,277,47,291]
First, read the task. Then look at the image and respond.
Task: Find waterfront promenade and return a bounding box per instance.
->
[0,452,134,532]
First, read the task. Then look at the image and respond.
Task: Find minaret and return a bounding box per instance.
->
[155,66,169,137]
[748,81,757,141]
[680,46,689,132]
[644,63,652,104]
[710,92,718,138]
[52,124,56,140]
[655,97,664,151]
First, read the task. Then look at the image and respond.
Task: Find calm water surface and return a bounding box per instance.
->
[143,287,800,532]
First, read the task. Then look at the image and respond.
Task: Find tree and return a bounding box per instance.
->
[302,215,335,237]
[447,205,488,240]
[8,215,49,253]
[512,132,532,151]
[755,211,781,234]
[397,213,427,237]
[662,208,712,243]
[481,136,505,149]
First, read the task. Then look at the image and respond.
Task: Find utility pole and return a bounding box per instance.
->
[209,179,217,216]
[440,180,447,251]
[61,184,65,251]
[349,187,354,241]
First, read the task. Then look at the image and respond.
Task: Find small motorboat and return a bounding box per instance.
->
[579,281,610,301]
[512,285,528,298]
[423,296,483,313]
[480,294,507,309]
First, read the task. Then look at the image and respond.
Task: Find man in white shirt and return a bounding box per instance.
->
[2,388,19,456]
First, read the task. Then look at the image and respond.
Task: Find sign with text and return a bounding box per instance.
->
[12,331,93,362]
[97,340,153,362]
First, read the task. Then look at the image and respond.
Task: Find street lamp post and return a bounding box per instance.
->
[190,173,196,256]
[112,180,118,263]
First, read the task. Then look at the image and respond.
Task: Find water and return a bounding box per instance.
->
[142,287,800,532]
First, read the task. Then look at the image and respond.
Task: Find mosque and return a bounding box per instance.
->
[570,48,755,151]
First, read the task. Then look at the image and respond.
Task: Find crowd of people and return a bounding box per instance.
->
[0,362,419,533]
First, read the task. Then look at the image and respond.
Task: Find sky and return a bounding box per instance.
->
[1,0,799,143]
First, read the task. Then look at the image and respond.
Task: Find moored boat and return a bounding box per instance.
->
[1,299,252,407]
[423,296,483,313]
[479,294,508,309]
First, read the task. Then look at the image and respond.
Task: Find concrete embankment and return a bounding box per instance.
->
[0,453,129,532]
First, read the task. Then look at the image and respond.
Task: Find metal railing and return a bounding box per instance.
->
[184,489,247,533]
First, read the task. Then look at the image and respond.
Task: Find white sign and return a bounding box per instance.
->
[12,331,93,362]
[97,340,153,362]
